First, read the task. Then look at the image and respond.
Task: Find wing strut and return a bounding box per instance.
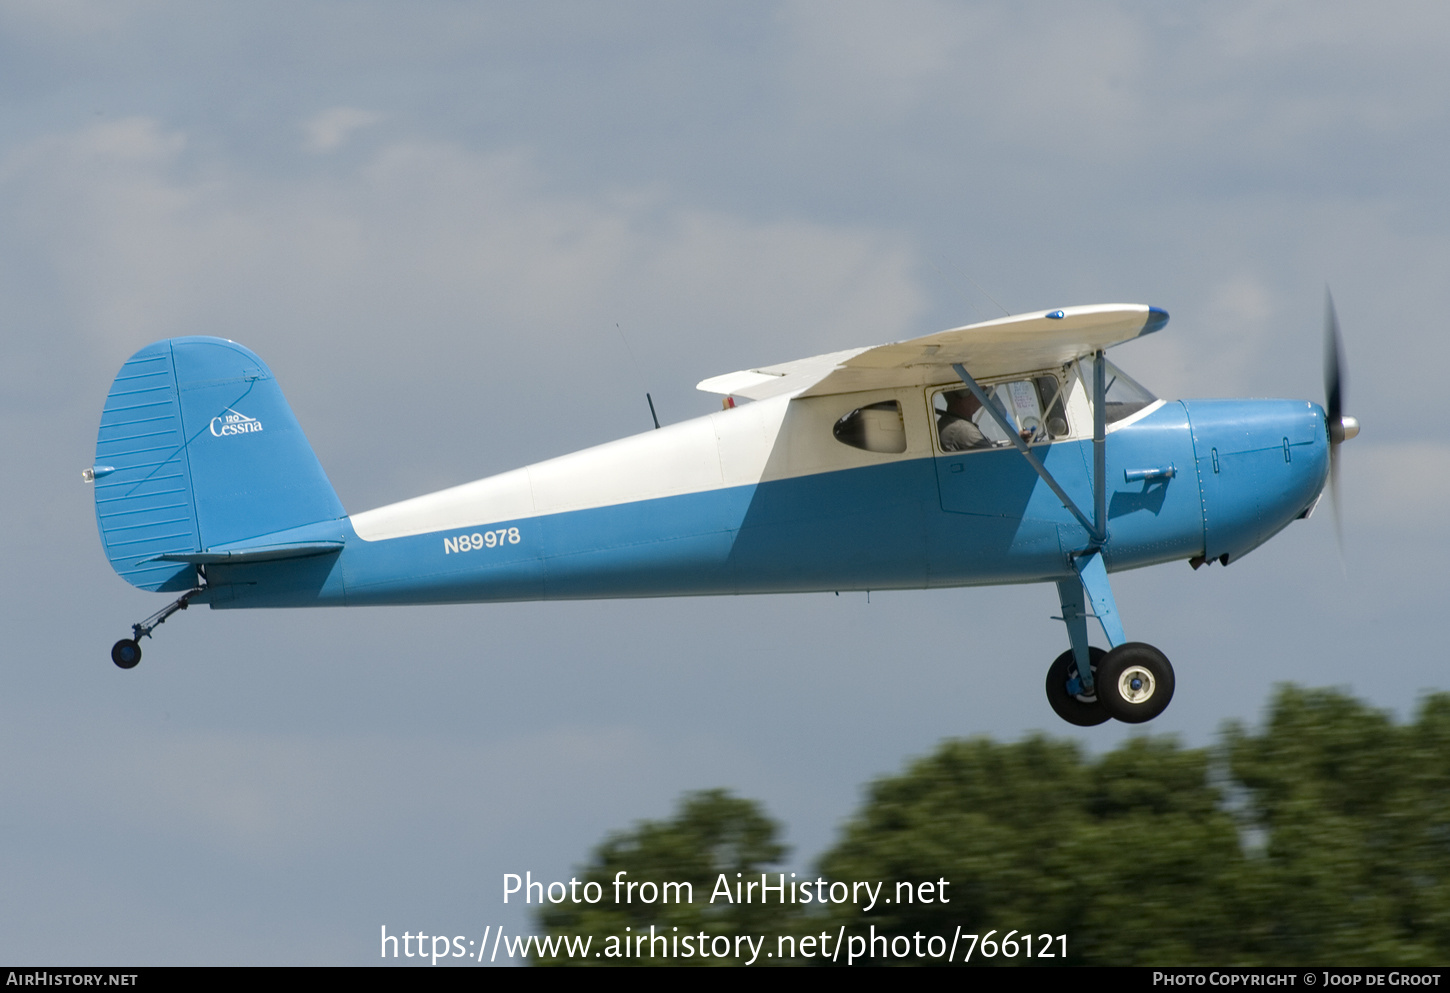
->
[953,354,1119,695]
[1053,550,1125,696]
[951,358,1109,545]
[1093,349,1106,543]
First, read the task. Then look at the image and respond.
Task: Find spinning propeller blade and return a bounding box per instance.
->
[1323,288,1359,553]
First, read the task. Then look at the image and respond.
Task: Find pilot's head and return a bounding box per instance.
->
[945,390,981,418]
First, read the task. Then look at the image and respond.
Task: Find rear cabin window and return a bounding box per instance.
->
[833,401,907,453]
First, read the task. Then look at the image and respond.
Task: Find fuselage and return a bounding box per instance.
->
[197,372,1330,610]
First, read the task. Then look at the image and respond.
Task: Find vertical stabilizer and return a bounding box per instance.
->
[93,337,345,591]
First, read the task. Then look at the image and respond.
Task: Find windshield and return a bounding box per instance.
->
[1076,356,1156,424]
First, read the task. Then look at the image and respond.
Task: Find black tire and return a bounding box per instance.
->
[111,639,142,669]
[1045,647,1109,726]
[1097,643,1175,723]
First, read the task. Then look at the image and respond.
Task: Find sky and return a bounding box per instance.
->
[2,0,1447,965]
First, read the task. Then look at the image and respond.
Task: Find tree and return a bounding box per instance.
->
[539,687,1450,966]
[815,734,1247,965]
[533,789,799,966]
[815,687,1450,965]
[1224,686,1450,964]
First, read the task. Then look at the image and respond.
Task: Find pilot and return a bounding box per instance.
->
[938,390,993,451]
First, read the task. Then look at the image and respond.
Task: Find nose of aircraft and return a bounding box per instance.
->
[1182,399,1331,565]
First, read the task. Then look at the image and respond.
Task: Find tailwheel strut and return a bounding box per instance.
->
[111,584,205,669]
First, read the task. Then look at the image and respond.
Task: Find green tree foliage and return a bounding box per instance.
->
[538,687,1450,966]
[532,789,796,965]
[1224,687,1450,964]
[818,687,1450,965]
[816,734,1247,964]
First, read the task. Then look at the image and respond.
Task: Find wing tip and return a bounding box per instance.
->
[695,369,782,396]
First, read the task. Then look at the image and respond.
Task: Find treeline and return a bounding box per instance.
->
[535,686,1450,966]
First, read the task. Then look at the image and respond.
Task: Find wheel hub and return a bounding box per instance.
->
[1117,665,1155,704]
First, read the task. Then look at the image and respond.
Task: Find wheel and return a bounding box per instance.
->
[1097,643,1175,723]
[1045,647,1109,726]
[111,639,142,669]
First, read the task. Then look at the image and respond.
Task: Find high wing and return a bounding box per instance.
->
[696,304,1169,400]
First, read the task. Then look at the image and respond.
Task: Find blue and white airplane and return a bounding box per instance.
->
[88,301,1357,725]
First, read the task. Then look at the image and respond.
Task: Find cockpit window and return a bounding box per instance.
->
[1076,356,1157,423]
[934,375,1068,452]
[833,400,907,453]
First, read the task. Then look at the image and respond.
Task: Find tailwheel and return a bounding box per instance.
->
[1097,643,1175,723]
[1045,647,1109,727]
[109,584,204,670]
[111,639,142,669]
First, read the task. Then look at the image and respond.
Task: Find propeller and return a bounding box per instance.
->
[1323,288,1359,548]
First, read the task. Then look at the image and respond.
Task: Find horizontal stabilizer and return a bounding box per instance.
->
[149,541,344,565]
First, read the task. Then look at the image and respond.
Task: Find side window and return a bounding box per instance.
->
[833,401,907,453]
[934,374,1069,453]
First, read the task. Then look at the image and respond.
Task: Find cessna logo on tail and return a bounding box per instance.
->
[210,408,263,437]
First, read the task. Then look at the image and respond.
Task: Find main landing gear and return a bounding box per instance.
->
[1049,553,1176,725]
[1047,642,1175,725]
[111,586,204,669]
[951,356,1179,725]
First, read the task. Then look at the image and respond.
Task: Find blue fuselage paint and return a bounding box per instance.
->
[201,400,1330,610]
[1183,399,1328,562]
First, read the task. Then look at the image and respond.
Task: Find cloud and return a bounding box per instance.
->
[0,115,926,504]
[777,0,964,122]
[2,116,923,349]
[302,107,382,154]
[0,0,155,35]
[1348,441,1450,527]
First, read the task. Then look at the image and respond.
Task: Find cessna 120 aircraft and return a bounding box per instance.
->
[88,301,1357,726]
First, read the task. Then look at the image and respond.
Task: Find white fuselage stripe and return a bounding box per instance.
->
[350,396,796,541]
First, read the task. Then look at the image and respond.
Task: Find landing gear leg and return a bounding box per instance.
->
[1047,551,1175,725]
[111,584,204,669]
[1049,578,1109,725]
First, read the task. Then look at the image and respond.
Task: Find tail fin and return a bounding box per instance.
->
[92,337,345,591]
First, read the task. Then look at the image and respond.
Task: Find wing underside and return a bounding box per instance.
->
[697,304,1168,401]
